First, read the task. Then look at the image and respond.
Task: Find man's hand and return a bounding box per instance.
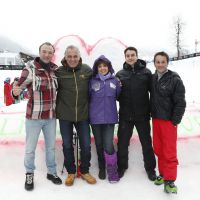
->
[13,86,22,96]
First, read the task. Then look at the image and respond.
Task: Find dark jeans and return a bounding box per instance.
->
[91,124,115,170]
[117,120,156,172]
[59,120,91,174]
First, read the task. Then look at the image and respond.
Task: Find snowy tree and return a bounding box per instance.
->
[173,16,185,57]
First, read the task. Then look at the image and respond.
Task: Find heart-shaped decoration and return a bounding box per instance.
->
[53,34,127,72]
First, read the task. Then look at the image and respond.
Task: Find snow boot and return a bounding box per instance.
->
[154,175,164,185]
[164,180,178,194]
[104,151,120,183]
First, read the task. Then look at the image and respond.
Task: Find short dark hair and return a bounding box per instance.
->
[124,46,138,57]
[153,51,169,64]
[39,42,55,53]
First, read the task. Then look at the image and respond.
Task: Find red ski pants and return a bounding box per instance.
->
[152,119,178,181]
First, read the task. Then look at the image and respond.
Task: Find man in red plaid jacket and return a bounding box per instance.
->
[13,42,62,191]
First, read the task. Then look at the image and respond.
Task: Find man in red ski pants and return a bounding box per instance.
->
[151,51,186,194]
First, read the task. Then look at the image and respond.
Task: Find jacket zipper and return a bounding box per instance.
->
[73,69,78,122]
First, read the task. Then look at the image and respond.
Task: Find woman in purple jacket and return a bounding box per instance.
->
[89,55,121,183]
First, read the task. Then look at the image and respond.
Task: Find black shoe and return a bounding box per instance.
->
[25,173,34,191]
[47,174,62,185]
[118,168,126,178]
[98,169,106,180]
[147,170,157,181]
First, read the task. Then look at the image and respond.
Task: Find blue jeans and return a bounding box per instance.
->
[91,124,115,170]
[24,119,57,174]
[59,120,91,174]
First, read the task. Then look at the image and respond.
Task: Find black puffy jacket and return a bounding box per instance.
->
[116,59,151,121]
[151,70,186,125]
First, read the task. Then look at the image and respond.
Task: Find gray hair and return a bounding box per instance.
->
[64,45,80,56]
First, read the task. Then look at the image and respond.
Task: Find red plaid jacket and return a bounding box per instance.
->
[17,57,58,119]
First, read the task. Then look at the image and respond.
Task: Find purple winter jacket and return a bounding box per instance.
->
[89,55,121,124]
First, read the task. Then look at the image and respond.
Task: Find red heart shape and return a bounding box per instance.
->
[53,34,127,70]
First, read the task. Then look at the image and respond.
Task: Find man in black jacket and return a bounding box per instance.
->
[116,47,156,180]
[151,52,186,194]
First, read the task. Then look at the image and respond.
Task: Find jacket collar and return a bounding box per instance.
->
[33,57,57,72]
[123,59,146,71]
[95,72,113,81]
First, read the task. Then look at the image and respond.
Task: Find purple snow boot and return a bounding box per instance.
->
[104,151,120,183]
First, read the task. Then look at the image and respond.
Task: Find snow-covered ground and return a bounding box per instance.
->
[0,137,199,200]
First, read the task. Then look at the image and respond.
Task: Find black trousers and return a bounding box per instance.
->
[117,120,156,172]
